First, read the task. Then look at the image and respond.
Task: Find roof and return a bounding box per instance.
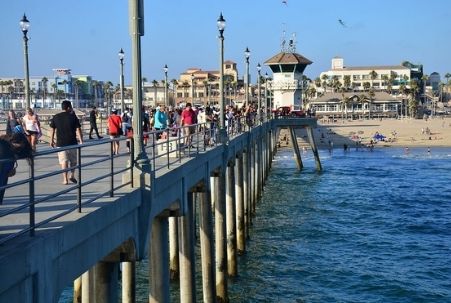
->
[333,65,409,71]
[313,91,400,103]
[264,52,313,65]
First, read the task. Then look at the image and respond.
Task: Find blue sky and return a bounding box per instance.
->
[1,0,450,84]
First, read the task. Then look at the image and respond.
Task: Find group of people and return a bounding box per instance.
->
[1,100,263,198]
[6,108,42,152]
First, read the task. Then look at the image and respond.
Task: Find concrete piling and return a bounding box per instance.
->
[73,276,81,303]
[168,217,179,280]
[81,269,94,303]
[306,126,322,171]
[94,262,119,303]
[290,127,304,170]
[149,216,170,303]
[198,188,216,302]
[226,161,237,276]
[122,261,135,303]
[235,154,245,254]
[213,171,228,302]
[179,192,196,303]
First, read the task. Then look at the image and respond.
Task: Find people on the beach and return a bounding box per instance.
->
[88,106,103,139]
[49,100,83,185]
[22,107,41,152]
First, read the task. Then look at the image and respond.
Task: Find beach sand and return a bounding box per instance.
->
[282,117,451,149]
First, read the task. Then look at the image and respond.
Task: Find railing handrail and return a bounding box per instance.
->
[0,115,300,245]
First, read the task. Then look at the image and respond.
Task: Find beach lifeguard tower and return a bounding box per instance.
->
[264,34,312,110]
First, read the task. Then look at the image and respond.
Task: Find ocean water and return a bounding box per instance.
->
[228,147,451,302]
[60,147,451,302]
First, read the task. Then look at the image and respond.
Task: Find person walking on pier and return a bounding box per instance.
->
[6,110,21,136]
[181,102,197,147]
[22,108,41,152]
[88,106,103,139]
[153,105,168,140]
[49,100,84,185]
[108,108,122,155]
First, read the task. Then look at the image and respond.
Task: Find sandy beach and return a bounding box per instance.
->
[288,117,451,149]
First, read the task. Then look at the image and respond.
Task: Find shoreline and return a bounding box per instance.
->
[282,117,451,149]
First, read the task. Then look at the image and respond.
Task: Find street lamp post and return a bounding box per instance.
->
[20,14,31,109]
[257,63,261,122]
[265,72,269,119]
[118,48,125,114]
[191,74,195,105]
[163,64,168,107]
[244,47,250,108]
[217,13,226,137]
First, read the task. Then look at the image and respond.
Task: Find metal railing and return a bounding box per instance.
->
[0,114,283,245]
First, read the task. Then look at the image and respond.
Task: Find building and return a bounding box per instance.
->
[175,61,240,106]
[317,57,423,93]
[309,91,402,119]
[264,51,312,110]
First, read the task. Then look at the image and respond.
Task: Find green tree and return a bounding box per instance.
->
[343,75,351,91]
[171,79,178,105]
[152,80,158,105]
[369,70,378,90]
[363,82,371,91]
[445,73,451,86]
[321,74,329,93]
[41,77,48,107]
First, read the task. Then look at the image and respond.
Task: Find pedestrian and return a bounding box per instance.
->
[89,106,103,139]
[6,110,21,136]
[107,108,122,155]
[121,109,132,135]
[22,107,41,152]
[181,102,197,147]
[0,133,33,204]
[153,105,168,140]
[49,100,84,185]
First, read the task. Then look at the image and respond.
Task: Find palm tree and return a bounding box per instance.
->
[91,80,99,107]
[61,80,69,100]
[398,83,407,118]
[340,88,350,120]
[358,93,368,119]
[369,70,378,91]
[409,79,419,118]
[171,79,178,106]
[8,85,14,109]
[368,88,375,119]
[152,80,158,106]
[421,74,429,105]
[51,83,58,108]
[103,81,113,111]
[363,82,371,91]
[321,74,329,93]
[41,77,48,108]
[314,77,321,89]
[343,75,351,91]
[445,73,451,86]
[74,80,84,108]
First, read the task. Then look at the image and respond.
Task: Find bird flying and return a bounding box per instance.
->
[282,0,288,5]
[338,19,347,28]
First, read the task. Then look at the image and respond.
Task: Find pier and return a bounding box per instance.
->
[0,117,320,302]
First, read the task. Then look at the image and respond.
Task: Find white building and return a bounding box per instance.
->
[264,51,312,110]
[318,57,414,92]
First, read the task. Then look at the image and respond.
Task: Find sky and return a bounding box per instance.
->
[1,0,450,85]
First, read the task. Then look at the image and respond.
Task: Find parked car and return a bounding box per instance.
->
[272,106,306,118]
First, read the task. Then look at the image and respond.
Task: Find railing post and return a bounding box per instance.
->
[110,141,114,197]
[166,129,170,169]
[77,146,82,212]
[29,157,35,236]
[130,138,135,188]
